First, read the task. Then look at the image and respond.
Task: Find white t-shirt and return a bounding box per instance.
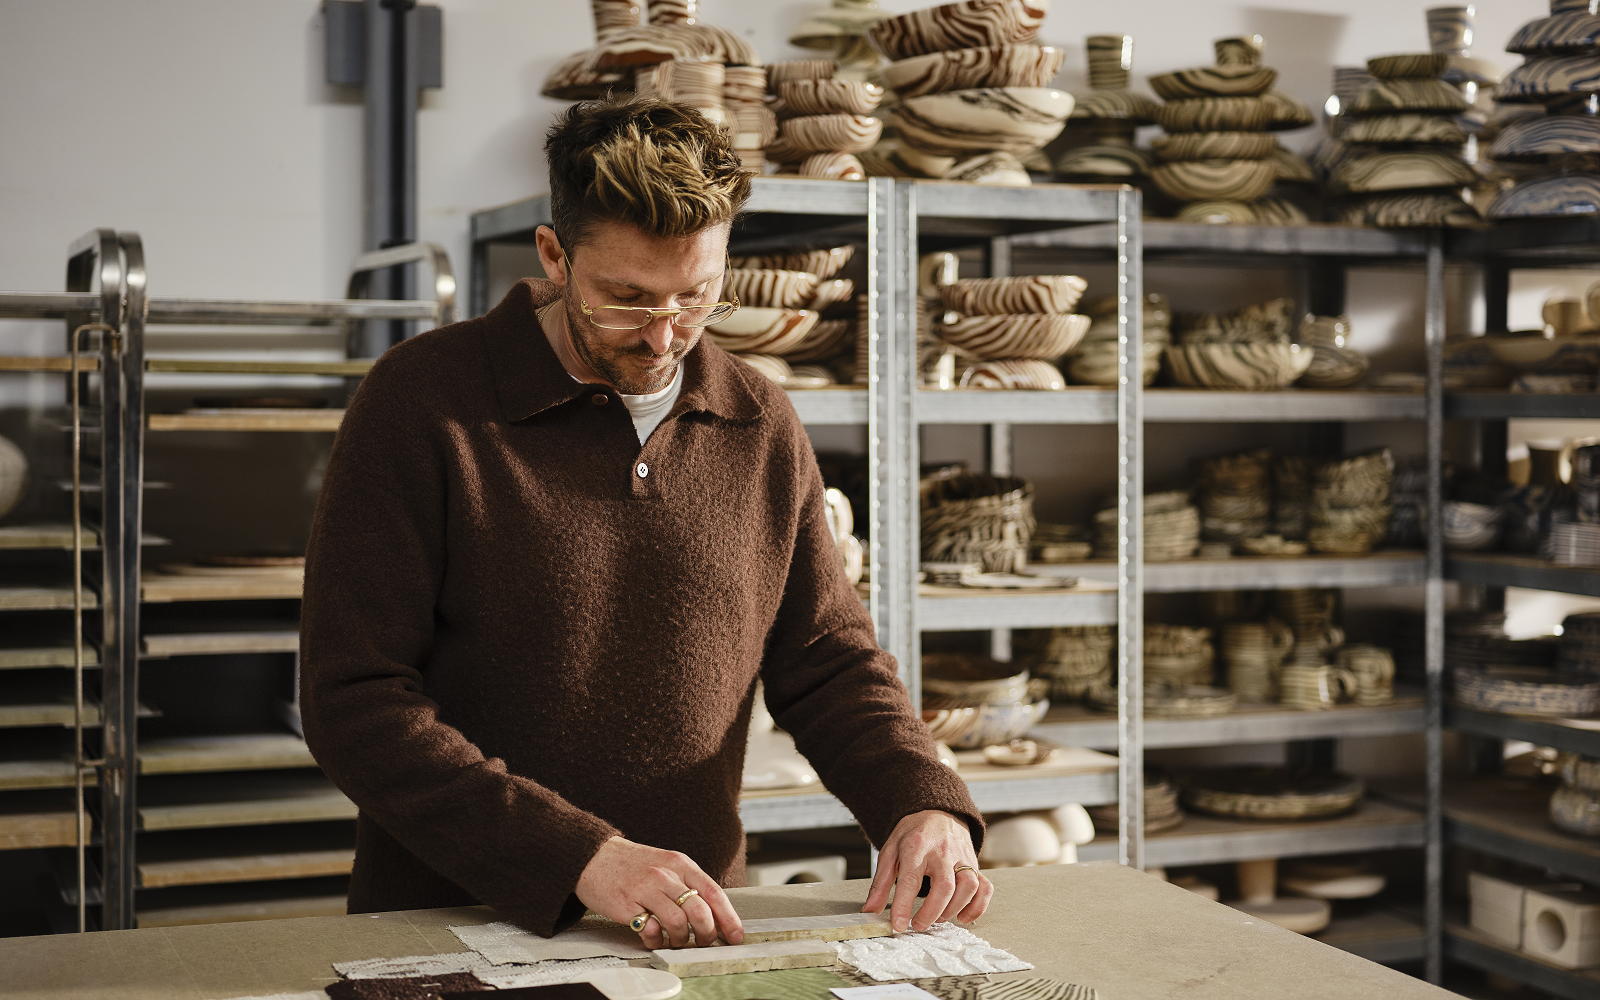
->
[618,365,683,445]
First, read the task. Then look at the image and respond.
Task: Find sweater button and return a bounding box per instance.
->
[592,394,608,406]
[636,462,649,479]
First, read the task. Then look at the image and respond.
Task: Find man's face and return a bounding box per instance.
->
[557,220,731,395]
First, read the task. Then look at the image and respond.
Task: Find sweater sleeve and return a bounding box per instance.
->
[759,420,985,854]
[299,358,619,936]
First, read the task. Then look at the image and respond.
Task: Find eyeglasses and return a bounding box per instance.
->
[563,249,739,330]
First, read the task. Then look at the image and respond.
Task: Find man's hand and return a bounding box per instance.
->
[576,836,744,949]
[862,810,992,932]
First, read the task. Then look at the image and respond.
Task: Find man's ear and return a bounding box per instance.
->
[535,225,567,288]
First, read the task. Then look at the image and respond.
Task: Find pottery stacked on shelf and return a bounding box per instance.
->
[1094,490,1201,562]
[1144,623,1217,688]
[1486,0,1600,220]
[933,274,1090,390]
[543,0,762,103]
[1223,619,1294,703]
[762,62,885,181]
[1165,297,1313,390]
[872,0,1070,186]
[920,469,1036,573]
[1148,36,1314,224]
[1196,448,1273,551]
[1065,292,1170,386]
[1014,625,1114,701]
[710,244,859,386]
[1088,772,1185,834]
[1552,752,1600,837]
[1051,35,1159,186]
[1327,51,1480,228]
[1309,449,1394,554]
[785,0,890,83]
[1297,314,1372,387]
[920,652,1050,749]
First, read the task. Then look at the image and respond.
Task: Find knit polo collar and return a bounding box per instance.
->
[485,277,764,426]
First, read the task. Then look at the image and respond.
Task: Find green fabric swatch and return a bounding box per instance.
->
[675,966,851,1000]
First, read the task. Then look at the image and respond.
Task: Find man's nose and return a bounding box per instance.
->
[640,316,676,355]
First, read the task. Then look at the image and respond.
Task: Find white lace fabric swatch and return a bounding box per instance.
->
[835,923,1034,981]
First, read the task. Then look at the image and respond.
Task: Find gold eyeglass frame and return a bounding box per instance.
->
[562,248,739,330]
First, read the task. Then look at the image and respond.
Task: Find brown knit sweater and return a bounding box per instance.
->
[300,278,981,936]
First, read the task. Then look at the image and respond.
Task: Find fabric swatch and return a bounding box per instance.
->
[450,920,653,964]
[334,953,496,980]
[834,925,1032,982]
[676,966,851,1000]
[478,957,632,990]
[324,971,490,999]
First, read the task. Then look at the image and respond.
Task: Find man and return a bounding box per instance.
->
[300,96,991,949]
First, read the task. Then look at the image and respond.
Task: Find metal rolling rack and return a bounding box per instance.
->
[1002,221,1446,971]
[467,177,1135,833]
[1428,220,1600,1000]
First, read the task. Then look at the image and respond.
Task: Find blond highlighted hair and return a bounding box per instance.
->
[545,96,751,254]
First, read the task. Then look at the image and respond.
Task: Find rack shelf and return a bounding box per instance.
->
[1445,553,1600,598]
[138,773,356,832]
[0,791,77,850]
[138,735,316,775]
[0,647,99,670]
[0,587,98,611]
[1031,551,1425,592]
[1317,909,1426,966]
[144,359,372,377]
[783,387,867,425]
[1012,219,1432,259]
[1445,922,1600,1000]
[1076,799,1425,867]
[739,748,1117,833]
[142,631,299,658]
[1418,776,1600,884]
[1033,691,1426,751]
[1446,218,1600,262]
[140,574,302,603]
[917,584,1118,630]
[1447,706,1600,759]
[918,390,1423,426]
[1446,392,1600,421]
[136,826,355,889]
[147,411,343,433]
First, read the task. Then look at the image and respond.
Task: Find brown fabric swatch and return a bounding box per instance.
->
[325,971,490,1000]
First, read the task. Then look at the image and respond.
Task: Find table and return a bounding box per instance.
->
[0,863,1452,999]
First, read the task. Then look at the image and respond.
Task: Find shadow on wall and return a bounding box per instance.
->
[1243,7,1348,152]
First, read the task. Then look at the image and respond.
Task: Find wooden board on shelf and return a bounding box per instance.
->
[136,894,349,928]
[0,587,98,611]
[0,646,98,670]
[1078,799,1425,866]
[950,745,1118,784]
[137,826,356,888]
[1446,919,1600,999]
[147,410,343,432]
[138,772,356,831]
[0,791,78,850]
[0,729,86,790]
[141,574,303,603]
[139,733,317,775]
[143,630,299,657]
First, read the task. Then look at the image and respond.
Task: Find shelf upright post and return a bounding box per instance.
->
[1424,231,1446,983]
[868,178,917,696]
[986,235,1014,663]
[1116,188,1145,870]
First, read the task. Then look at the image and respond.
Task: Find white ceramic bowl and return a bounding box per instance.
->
[885,87,1074,157]
[707,308,819,354]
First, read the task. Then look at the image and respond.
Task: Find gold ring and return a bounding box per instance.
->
[953,865,977,877]
[675,888,700,907]
[629,911,653,933]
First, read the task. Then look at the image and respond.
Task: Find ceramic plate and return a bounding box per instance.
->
[1489,113,1600,160]
[1488,173,1600,218]
[1509,11,1600,54]
[1495,53,1600,102]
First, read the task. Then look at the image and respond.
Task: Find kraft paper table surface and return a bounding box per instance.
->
[0,863,1451,1000]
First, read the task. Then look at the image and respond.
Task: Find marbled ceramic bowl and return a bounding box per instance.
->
[959,359,1067,390]
[779,79,885,116]
[886,86,1073,156]
[1489,174,1600,219]
[706,308,820,354]
[796,152,866,181]
[782,318,855,363]
[945,698,1050,750]
[765,59,837,91]
[1151,131,1277,162]
[867,0,1049,62]
[1509,10,1600,55]
[1177,200,1260,225]
[1366,53,1450,79]
[1349,78,1470,114]
[731,245,854,280]
[1069,339,1163,385]
[1326,151,1477,196]
[940,274,1088,314]
[775,113,883,156]
[1148,65,1277,100]
[946,151,1032,186]
[1165,342,1313,389]
[1495,53,1600,103]
[1443,501,1502,550]
[1150,159,1277,202]
[921,706,981,745]
[1485,334,1600,371]
[806,278,856,312]
[727,268,821,309]
[1338,191,1481,228]
[939,313,1090,359]
[884,44,1064,100]
[1155,97,1271,133]
[1490,114,1600,161]
[1264,90,1316,130]
[1341,113,1468,145]
[734,353,794,384]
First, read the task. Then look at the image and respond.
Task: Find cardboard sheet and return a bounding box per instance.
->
[449,920,653,964]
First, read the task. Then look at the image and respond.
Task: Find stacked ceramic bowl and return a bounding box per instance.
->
[710,245,858,386]
[1149,36,1314,225]
[1088,772,1185,834]
[1329,53,1480,227]
[1066,293,1170,386]
[1014,625,1115,701]
[785,0,890,82]
[1053,34,1159,185]
[1297,315,1371,387]
[1443,498,1502,551]
[1144,623,1217,688]
[764,61,885,180]
[934,274,1089,390]
[1165,297,1312,390]
[873,0,1071,187]
[920,470,1035,573]
[920,652,1049,749]
[1196,448,1272,551]
[1094,490,1200,562]
[1487,0,1600,221]
[544,0,762,103]
[1309,449,1394,555]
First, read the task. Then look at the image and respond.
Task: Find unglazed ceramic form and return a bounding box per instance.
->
[867,0,1049,62]
[1155,96,1272,132]
[731,245,853,279]
[1341,112,1468,144]
[768,113,883,158]
[727,268,821,309]
[707,309,820,353]
[1165,342,1313,389]
[1488,172,1600,217]
[1148,65,1277,100]
[1327,150,1477,195]
[1491,113,1600,159]
[1495,54,1600,102]
[765,59,837,90]
[1348,78,1470,114]
[1262,89,1316,129]
[779,78,885,115]
[940,274,1088,314]
[958,359,1067,390]
[587,23,760,70]
[1151,159,1277,201]
[1150,131,1277,161]
[797,151,867,180]
[886,86,1073,156]
[1367,52,1451,79]
[884,44,1064,100]
[939,312,1090,358]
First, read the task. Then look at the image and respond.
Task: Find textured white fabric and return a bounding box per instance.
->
[477,956,631,990]
[332,951,494,979]
[619,365,683,445]
[834,924,1033,981]
[450,920,653,965]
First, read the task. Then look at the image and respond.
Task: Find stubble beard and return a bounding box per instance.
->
[563,289,696,395]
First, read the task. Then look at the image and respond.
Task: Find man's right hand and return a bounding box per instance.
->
[575,836,744,949]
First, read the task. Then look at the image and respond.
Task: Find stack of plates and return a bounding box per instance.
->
[1309,449,1394,555]
[1144,623,1216,687]
[1095,491,1201,562]
[1014,626,1114,701]
[1452,666,1600,716]
[1181,767,1365,820]
[1088,771,1185,834]
[1548,523,1600,567]
[1197,449,1272,547]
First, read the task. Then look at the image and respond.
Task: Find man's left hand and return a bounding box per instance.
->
[861,809,992,932]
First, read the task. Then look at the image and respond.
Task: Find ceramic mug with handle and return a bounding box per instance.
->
[1336,644,1395,705]
[1279,663,1358,711]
